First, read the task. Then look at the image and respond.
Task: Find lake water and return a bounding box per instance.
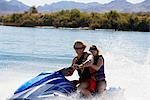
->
[0,26,150,100]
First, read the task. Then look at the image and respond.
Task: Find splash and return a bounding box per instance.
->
[1,49,150,100]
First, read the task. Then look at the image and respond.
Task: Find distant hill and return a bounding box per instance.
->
[38,0,150,13]
[135,0,150,12]
[0,0,29,14]
[0,0,150,14]
[38,1,87,12]
[89,0,134,12]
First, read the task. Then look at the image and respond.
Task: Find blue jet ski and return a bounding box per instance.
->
[10,71,76,99]
[10,69,124,100]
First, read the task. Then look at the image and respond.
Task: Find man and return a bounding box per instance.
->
[60,41,96,97]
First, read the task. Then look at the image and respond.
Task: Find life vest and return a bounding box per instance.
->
[74,52,92,80]
[93,55,105,80]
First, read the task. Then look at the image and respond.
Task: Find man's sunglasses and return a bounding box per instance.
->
[74,47,84,50]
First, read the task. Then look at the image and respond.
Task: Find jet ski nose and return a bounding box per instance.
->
[10,71,76,99]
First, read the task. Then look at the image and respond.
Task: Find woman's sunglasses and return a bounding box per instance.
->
[89,48,97,51]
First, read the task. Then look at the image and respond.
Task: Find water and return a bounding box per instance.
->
[0,26,150,100]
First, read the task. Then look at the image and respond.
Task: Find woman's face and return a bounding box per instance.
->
[90,50,98,56]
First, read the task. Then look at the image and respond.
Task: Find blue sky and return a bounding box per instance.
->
[8,0,145,6]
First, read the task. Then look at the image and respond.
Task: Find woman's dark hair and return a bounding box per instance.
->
[89,45,99,55]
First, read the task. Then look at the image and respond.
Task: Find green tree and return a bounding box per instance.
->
[19,14,38,26]
[89,22,100,30]
[0,16,3,22]
[128,14,139,31]
[137,18,150,32]
[104,10,122,30]
[89,12,104,29]
[10,13,23,23]
[69,9,81,27]
[42,14,54,26]
[79,12,90,27]
[29,6,38,14]
[70,9,80,20]
[2,9,150,32]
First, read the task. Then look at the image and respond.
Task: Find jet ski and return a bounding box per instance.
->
[10,71,76,99]
[10,70,124,100]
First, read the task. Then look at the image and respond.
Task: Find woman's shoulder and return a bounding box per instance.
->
[99,55,103,57]
[98,55,104,61]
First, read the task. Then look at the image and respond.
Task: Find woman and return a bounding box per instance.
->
[89,45,106,94]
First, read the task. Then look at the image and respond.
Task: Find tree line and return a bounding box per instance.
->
[0,7,150,32]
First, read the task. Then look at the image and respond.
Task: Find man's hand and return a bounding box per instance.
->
[72,64,81,69]
[59,67,74,76]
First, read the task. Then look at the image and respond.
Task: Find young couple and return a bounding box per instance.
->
[60,40,106,97]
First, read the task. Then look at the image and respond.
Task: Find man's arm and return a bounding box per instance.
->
[59,57,76,76]
[59,67,75,76]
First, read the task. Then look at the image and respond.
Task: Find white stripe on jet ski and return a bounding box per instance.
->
[23,77,65,98]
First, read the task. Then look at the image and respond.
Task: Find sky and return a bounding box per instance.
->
[8,0,145,6]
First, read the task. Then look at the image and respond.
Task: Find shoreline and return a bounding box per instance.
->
[0,24,120,32]
[35,26,89,30]
[1,24,149,32]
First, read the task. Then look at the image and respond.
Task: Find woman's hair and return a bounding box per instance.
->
[89,45,99,55]
[73,40,86,49]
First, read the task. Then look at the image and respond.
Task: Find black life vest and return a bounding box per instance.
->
[75,52,91,80]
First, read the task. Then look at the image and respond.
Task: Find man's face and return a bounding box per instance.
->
[74,43,85,55]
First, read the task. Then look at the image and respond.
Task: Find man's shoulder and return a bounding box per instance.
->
[83,52,93,59]
[84,52,92,55]
[83,52,89,57]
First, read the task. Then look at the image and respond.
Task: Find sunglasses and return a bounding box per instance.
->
[89,48,97,51]
[74,47,84,50]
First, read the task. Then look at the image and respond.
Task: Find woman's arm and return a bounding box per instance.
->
[91,57,104,71]
[79,54,93,68]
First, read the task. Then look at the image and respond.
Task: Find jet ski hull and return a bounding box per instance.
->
[10,71,76,99]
